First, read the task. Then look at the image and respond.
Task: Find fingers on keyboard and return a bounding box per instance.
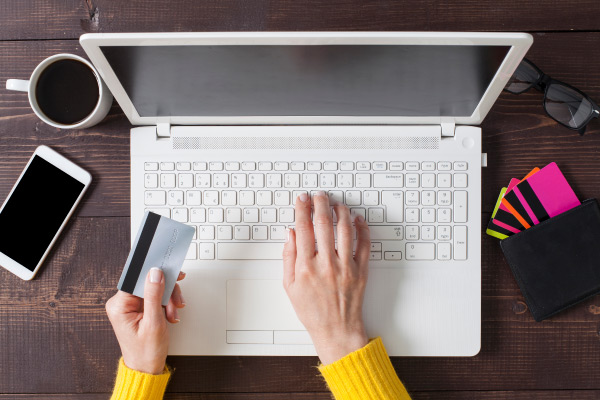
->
[144,161,469,261]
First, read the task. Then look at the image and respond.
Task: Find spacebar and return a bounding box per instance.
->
[218,243,284,260]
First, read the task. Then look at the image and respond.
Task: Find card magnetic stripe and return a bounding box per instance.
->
[492,207,523,231]
[514,181,550,223]
[120,212,161,293]
[487,220,514,236]
[503,191,534,227]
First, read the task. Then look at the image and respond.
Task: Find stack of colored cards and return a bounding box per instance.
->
[486,162,580,239]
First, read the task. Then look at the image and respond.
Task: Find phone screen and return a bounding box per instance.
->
[0,155,85,271]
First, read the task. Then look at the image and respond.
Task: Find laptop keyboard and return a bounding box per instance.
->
[143,160,468,262]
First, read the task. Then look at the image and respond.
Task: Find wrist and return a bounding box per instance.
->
[312,329,369,366]
[122,354,166,375]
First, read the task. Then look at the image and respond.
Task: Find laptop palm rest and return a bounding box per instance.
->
[226,280,310,344]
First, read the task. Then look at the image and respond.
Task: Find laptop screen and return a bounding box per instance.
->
[100,45,510,118]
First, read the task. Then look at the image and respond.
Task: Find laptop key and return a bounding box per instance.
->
[340,161,354,171]
[381,191,403,222]
[368,225,403,240]
[145,173,158,188]
[406,243,435,260]
[374,173,403,188]
[405,161,419,171]
[454,226,467,260]
[171,208,188,223]
[454,161,468,170]
[209,162,224,171]
[178,173,194,188]
[226,161,240,171]
[145,162,159,171]
[372,162,387,171]
[307,161,321,171]
[422,161,435,171]
[454,191,468,223]
[323,162,338,171]
[145,208,170,218]
[241,161,256,171]
[438,173,452,188]
[217,243,284,260]
[199,243,215,260]
[274,162,289,171]
[160,162,174,171]
[185,243,197,260]
[291,162,305,171]
[438,243,451,260]
[177,162,191,171]
[145,190,166,205]
[234,225,251,240]
[356,162,370,171]
[389,161,403,171]
[161,173,176,188]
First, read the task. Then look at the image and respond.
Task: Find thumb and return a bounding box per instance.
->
[143,267,166,325]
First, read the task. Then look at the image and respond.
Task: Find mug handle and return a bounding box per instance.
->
[6,79,29,92]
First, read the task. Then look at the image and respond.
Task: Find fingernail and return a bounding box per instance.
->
[299,193,308,202]
[175,319,181,323]
[180,293,186,306]
[150,267,163,283]
[180,271,186,278]
[355,214,365,223]
[315,190,326,197]
[286,228,291,243]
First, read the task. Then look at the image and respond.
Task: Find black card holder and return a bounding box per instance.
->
[500,198,600,321]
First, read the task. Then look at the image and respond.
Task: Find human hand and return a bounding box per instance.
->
[105,268,186,374]
[282,191,371,365]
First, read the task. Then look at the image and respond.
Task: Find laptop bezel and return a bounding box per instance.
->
[80,31,532,127]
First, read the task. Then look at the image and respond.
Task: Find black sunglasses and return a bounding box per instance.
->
[505,58,599,135]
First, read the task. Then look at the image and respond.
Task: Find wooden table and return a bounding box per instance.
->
[1,1,600,398]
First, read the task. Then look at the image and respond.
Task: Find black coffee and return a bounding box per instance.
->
[35,59,100,125]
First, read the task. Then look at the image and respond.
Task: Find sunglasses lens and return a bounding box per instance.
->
[545,83,593,129]
[505,60,540,93]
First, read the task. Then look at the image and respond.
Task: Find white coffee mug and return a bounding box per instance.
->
[6,53,112,129]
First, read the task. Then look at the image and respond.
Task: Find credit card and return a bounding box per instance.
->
[117,211,194,306]
[486,188,511,239]
[504,162,580,226]
[495,168,540,230]
[491,180,525,233]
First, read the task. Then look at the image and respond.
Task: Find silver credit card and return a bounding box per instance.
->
[118,211,194,305]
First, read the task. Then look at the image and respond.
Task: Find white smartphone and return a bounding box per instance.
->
[0,145,91,280]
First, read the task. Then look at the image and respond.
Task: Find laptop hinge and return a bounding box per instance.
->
[441,122,455,137]
[156,123,171,138]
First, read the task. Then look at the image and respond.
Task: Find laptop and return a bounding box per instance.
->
[81,32,532,356]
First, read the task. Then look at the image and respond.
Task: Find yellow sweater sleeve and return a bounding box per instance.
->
[110,358,171,400]
[319,338,411,400]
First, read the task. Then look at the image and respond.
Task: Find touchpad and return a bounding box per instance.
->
[226,280,305,331]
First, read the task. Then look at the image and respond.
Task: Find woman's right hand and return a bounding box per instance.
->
[282,191,371,365]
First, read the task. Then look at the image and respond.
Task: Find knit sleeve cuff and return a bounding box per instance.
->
[110,358,171,400]
[318,337,411,400]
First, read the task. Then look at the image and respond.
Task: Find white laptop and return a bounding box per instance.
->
[81,32,532,356]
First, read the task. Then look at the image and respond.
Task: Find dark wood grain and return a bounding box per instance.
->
[2,3,600,398]
[2,0,600,40]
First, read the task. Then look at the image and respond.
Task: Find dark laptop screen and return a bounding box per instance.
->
[100,44,510,117]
